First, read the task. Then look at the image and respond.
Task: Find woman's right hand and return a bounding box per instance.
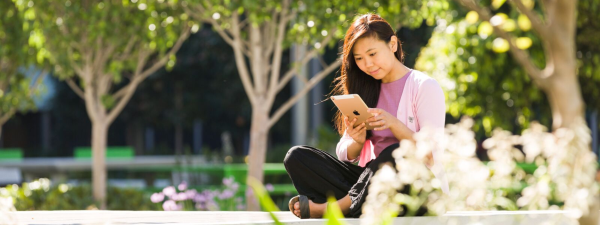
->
[345,116,367,145]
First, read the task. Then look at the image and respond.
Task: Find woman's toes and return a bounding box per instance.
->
[293,202,301,217]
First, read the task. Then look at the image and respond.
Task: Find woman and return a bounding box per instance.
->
[284,13,448,219]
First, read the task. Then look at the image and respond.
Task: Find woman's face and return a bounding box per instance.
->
[351,36,397,81]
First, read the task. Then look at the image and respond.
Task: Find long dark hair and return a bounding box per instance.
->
[330,14,404,138]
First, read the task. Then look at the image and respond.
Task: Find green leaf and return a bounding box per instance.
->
[492,37,510,53]
[492,0,507,9]
[323,195,346,225]
[518,14,531,31]
[478,21,493,39]
[247,177,283,225]
[466,11,479,24]
[101,94,116,110]
[516,37,532,49]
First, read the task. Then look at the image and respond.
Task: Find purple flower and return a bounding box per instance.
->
[179,192,188,200]
[223,177,234,186]
[195,202,206,210]
[194,194,207,203]
[204,190,217,199]
[206,200,219,211]
[150,192,165,203]
[265,183,274,192]
[185,189,197,199]
[178,181,188,191]
[172,192,188,201]
[237,204,244,210]
[162,200,181,211]
[219,190,235,200]
[231,183,239,191]
[162,186,176,197]
[245,188,254,197]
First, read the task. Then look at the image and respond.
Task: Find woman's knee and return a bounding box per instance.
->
[283,145,310,166]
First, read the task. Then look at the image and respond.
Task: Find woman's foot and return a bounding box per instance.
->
[291,198,326,218]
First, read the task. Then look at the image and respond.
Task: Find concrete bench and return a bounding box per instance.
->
[5,210,584,224]
[0,148,23,185]
[0,148,23,162]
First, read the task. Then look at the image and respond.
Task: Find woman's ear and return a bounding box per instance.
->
[389,36,398,52]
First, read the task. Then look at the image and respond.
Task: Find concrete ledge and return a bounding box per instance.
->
[4,210,584,224]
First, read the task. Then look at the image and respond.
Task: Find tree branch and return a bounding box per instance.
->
[276,28,337,93]
[66,77,85,99]
[82,67,99,123]
[539,0,556,26]
[187,5,234,46]
[509,0,548,37]
[455,0,546,86]
[249,26,266,94]
[114,37,138,61]
[230,11,257,106]
[107,26,191,125]
[268,0,292,96]
[317,54,329,69]
[135,27,191,82]
[263,9,279,58]
[268,59,341,129]
[67,45,85,76]
[0,108,17,126]
[111,50,149,101]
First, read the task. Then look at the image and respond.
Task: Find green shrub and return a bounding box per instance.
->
[0,179,160,210]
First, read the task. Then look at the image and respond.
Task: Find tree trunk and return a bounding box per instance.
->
[543,37,597,225]
[543,27,584,130]
[245,105,270,211]
[91,120,108,210]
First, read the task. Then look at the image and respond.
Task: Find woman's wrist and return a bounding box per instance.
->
[389,118,414,141]
[353,139,365,146]
[389,117,403,130]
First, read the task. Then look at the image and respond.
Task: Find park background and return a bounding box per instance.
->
[1,0,599,223]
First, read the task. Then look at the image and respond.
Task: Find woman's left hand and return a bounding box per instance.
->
[366,108,401,131]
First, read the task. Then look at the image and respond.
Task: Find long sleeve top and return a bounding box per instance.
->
[335,69,449,193]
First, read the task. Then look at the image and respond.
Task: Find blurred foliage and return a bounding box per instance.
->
[0,178,160,210]
[324,195,347,224]
[247,177,282,224]
[14,0,188,81]
[119,27,254,154]
[183,0,453,57]
[315,124,344,156]
[415,0,600,138]
[0,1,42,122]
[150,179,244,211]
[576,0,600,119]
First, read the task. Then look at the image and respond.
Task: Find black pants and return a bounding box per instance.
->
[283,143,400,218]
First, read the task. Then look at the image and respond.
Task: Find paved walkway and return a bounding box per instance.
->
[3,210,581,224]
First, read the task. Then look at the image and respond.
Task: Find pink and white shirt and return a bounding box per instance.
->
[335,69,449,193]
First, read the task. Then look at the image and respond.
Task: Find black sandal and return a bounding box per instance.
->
[288,195,310,219]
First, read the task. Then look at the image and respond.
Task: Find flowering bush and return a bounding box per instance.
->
[361,117,599,224]
[0,195,17,224]
[0,178,160,210]
[151,177,245,211]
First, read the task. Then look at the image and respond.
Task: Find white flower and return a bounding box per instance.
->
[360,116,599,223]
